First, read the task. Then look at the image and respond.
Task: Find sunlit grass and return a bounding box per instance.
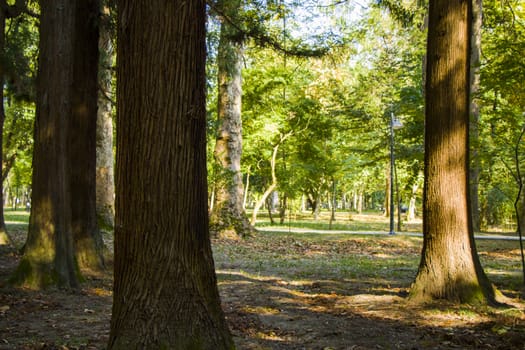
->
[252,209,423,232]
[4,208,30,224]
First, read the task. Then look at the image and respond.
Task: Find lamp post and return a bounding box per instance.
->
[389,112,402,235]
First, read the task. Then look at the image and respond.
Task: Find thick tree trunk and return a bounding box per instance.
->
[70,0,105,272]
[210,0,253,239]
[410,0,497,304]
[108,1,234,348]
[11,0,79,289]
[469,0,482,232]
[96,2,115,231]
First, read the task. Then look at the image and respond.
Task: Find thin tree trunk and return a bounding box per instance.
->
[108,0,234,348]
[279,194,287,224]
[250,135,290,226]
[410,0,498,304]
[395,164,402,232]
[243,170,250,210]
[384,166,390,217]
[313,192,321,221]
[266,195,275,224]
[329,179,336,229]
[408,183,419,222]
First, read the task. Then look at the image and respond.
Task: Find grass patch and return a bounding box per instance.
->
[213,227,524,299]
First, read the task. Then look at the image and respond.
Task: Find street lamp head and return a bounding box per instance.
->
[390,112,403,130]
[392,119,403,130]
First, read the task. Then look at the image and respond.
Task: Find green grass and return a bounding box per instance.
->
[213,228,525,298]
[4,208,30,224]
[252,209,423,232]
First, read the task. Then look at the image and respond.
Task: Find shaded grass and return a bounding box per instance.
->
[213,230,525,349]
[4,209,29,249]
[213,229,525,299]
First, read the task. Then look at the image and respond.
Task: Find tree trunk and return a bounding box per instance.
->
[329,179,336,229]
[96,2,115,231]
[313,192,321,221]
[108,0,234,348]
[210,0,253,239]
[469,0,482,233]
[408,183,419,222]
[243,170,250,209]
[410,0,498,304]
[251,140,284,226]
[11,0,79,289]
[279,194,287,224]
[70,0,105,272]
[384,166,390,217]
[266,195,275,224]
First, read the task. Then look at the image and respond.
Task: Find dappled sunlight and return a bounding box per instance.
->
[214,230,525,348]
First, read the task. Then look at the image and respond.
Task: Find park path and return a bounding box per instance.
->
[257,226,522,241]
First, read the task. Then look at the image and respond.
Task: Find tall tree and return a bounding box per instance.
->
[108,0,234,348]
[11,0,79,288]
[210,0,254,239]
[469,0,482,232]
[96,1,115,231]
[70,0,105,271]
[409,0,497,304]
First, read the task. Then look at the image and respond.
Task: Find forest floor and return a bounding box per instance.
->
[0,211,525,349]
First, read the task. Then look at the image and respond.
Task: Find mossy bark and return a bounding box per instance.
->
[96,2,115,232]
[11,0,80,290]
[12,0,103,288]
[70,0,105,272]
[469,0,482,233]
[210,0,254,239]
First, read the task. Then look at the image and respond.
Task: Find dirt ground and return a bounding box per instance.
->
[0,226,525,349]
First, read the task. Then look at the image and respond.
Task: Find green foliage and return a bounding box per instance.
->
[3,99,34,194]
[4,9,39,101]
[205,0,522,230]
[477,0,525,229]
[231,1,426,219]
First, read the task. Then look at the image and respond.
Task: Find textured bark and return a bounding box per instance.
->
[108,1,234,348]
[96,3,115,231]
[469,0,482,232]
[410,0,497,304]
[210,0,253,239]
[70,0,105,272]
[11,0,79,289]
